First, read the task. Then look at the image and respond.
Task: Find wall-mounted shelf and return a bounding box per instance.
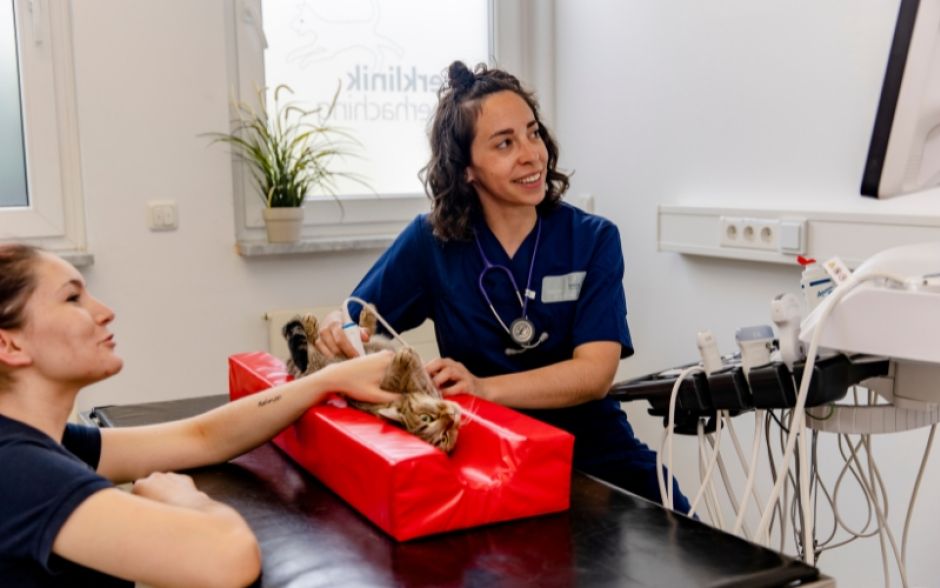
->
[658,204,940,266]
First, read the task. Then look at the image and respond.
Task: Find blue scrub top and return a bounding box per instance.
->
[351,202,633,377]
[350,208,688,503]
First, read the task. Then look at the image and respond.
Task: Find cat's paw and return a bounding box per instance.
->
[282,316,304,341]
[283,316,310,374]
[393,346,422,372]
[300,313,320,341]
[386,347,437,397]
[358,304,378,336]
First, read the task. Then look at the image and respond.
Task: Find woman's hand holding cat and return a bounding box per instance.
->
[426,358,487,399]
[316,309,370,359]
[319,350,400,404]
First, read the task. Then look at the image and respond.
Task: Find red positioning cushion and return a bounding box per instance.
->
[228,352,574,541]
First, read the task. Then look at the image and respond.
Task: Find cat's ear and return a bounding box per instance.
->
[376,405,402,422]
[0,329,32,369]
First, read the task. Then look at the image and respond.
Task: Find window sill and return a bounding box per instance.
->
[235,235,397,257]
[60,251,94,268]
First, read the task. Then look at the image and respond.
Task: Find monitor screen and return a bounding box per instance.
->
[861,0,940,199]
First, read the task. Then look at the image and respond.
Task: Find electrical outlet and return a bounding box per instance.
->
[148,200,178,231]
[719,216,778,251]
[719,216,742,247]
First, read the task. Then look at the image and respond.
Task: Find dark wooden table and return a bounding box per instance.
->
[88,397,827,588]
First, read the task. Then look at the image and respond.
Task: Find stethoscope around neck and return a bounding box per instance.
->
[474,218,549,356]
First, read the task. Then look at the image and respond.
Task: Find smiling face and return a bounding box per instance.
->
[466,90,548,218]
[17,253,122,388]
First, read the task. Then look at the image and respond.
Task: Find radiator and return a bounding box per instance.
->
[264,307,440,364]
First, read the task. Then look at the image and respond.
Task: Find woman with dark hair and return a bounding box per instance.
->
[0,244,397,587]
[316,61,690,511]
[421,62,568,242]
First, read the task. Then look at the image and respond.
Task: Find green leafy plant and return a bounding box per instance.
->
[207,83,362,209]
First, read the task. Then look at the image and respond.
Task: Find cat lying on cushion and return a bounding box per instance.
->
[282,307,462,453]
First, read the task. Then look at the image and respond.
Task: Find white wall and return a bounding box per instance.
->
[66,0,939,585]
[71,0,386,411]
[555,1,940,586]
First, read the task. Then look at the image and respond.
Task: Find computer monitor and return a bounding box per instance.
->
[861,0,940,199]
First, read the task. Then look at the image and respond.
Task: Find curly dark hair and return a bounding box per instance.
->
[420,61,570,241]
[0,243,41,390]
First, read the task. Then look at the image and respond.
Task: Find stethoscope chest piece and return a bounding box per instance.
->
[510,317,536,345]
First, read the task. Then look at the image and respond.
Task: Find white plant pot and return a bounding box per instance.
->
[262,207,304,243]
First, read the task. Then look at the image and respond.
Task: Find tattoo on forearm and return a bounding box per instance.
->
[258,394,282,407]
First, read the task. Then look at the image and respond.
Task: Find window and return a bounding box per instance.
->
[0,0,85,252]
[228,0,494,243]
[0,1,27,208]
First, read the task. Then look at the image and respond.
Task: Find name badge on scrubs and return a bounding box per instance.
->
[541,271,586,303]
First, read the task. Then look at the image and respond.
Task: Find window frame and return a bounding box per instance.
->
[226,0,552,245]
[0,0,86,253]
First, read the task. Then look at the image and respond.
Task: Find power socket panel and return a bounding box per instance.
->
[148,200,178,231]
[720,216,779,251]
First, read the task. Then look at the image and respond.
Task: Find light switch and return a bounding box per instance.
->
[778,219,805,254]
[148,200,178,231]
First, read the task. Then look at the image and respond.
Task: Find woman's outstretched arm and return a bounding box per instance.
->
[97,351,396,484]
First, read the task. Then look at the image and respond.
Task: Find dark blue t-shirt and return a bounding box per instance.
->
[351,203,640,465]
[0,414,130,587]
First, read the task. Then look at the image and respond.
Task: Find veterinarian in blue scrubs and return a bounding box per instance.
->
[317,60,690,512]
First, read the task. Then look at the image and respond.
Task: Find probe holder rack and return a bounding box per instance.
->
[228,352,574,541]
[747,354,890,408]
[609,354,890,416]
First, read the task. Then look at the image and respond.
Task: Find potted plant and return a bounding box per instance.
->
[207,84,359,243]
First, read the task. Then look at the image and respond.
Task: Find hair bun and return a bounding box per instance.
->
[447,61,476,93]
